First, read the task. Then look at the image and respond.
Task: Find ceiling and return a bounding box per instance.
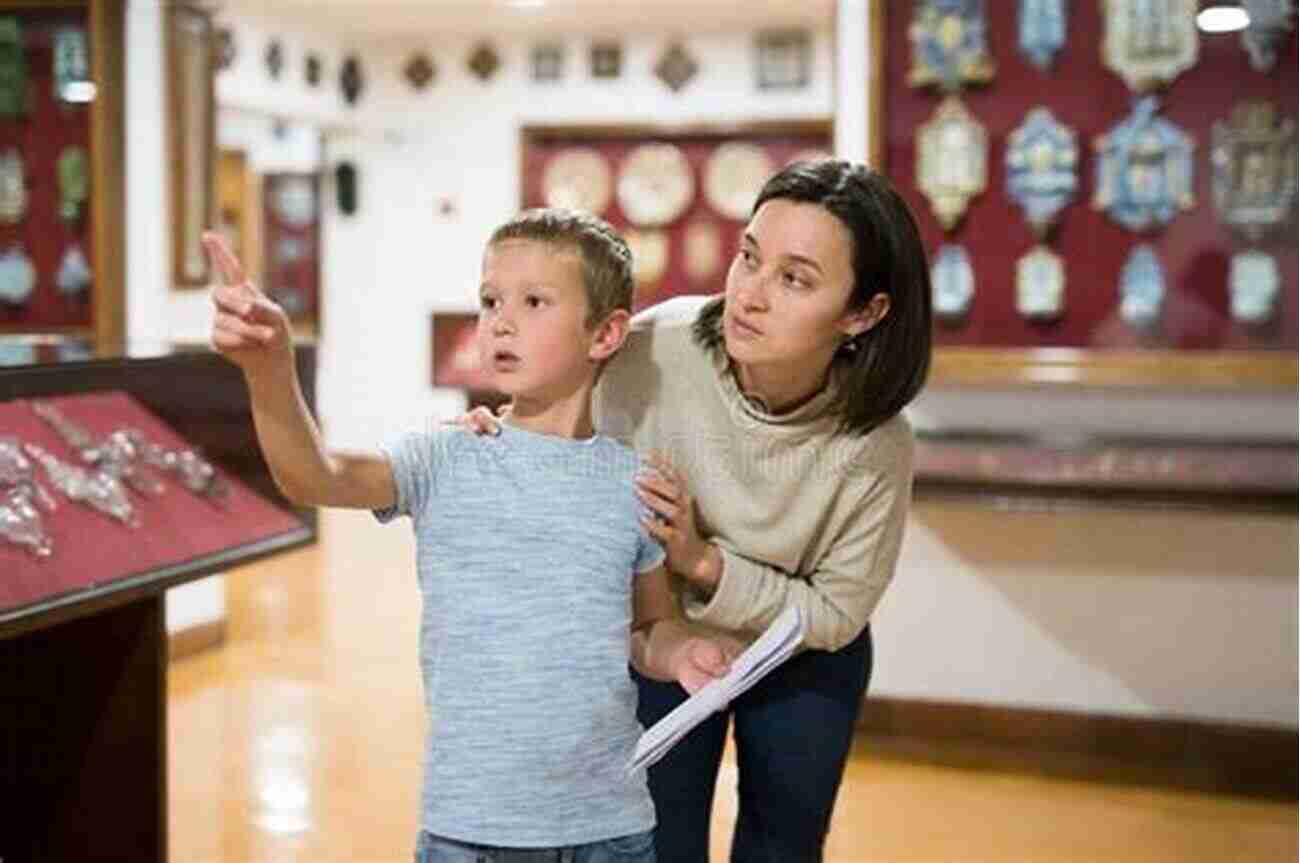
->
[218,0,837,41]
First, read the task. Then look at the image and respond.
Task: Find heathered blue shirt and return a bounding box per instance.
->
[375,422,663,847]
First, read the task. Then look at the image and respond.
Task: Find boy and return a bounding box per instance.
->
[204,210,728,862]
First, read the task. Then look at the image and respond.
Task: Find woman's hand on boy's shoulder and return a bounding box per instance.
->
[448,404,509,436]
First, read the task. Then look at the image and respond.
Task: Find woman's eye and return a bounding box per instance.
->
[479,296,496,310]
[782,271,807,289]
[739,248,757,267]
[526,295,544,308]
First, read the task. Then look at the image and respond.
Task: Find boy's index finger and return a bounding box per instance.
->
[202,231,246,287]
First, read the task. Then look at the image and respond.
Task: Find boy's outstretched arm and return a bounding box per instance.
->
[205,232,395,511]
[631,565,738,694]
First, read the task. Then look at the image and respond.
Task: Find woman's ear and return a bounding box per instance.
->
[842,292,891,339]
[589,309,631,362]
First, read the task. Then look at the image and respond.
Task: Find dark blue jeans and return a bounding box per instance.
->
[634,623,872,863]
[414,829,655,862]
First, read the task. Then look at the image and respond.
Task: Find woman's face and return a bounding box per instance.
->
[722,198,878,376]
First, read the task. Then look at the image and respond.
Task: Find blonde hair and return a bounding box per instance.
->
[489,208,634,329]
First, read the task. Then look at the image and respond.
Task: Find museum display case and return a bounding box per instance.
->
[0,345,316,862]
[877,1,1297,388]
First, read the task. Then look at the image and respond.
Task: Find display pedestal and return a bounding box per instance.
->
[3,596,166,860]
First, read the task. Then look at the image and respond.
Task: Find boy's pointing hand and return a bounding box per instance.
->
[205,231,293,374]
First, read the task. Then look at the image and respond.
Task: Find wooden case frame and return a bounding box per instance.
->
[166,1,215,290]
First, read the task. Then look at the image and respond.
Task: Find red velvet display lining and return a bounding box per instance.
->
[262,173,321,326]
[522,130,832,312]
[0,391,304,613]
[884,5,1298,350]
[0,9,94,331]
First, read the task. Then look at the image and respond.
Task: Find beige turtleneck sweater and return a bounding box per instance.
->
[593,295,914,652]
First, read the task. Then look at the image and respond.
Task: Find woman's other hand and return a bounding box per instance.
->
[637,452,723,592]
[670,636,733,694]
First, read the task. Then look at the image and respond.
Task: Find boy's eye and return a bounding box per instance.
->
[479,296,497,310]
[739,248,757,267]
[526,295,546,308]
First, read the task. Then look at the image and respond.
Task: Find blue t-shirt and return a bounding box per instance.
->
[376,423,664,847]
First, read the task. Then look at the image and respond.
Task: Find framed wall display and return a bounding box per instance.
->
[876,2,1297,388]
[304,51,321,87]
[167,2,215,290]
[520,121,833,311]
[467,41,500,82]
[216,149,257,280]
[431,312,485,389]
[755,29,811,90]
[590,40,621,79]
[430,311,509,412]
[262,172,319,330]
[531,42,563,83]
[403,52,435,90]
[0,0,124,350]
[654,42,698,93]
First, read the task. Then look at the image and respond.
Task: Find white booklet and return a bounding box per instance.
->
[628,606,805,774]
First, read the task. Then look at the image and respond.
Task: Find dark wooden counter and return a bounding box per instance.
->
[913,432,1297,514]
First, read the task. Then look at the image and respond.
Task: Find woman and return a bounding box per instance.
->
[470,159,931,861]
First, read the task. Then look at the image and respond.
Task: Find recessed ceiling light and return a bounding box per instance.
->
[1197,5,1250,33]
[60,81,97,103]
[506,0,545,9]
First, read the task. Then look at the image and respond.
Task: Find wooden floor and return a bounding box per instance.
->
[168,509,1297,862]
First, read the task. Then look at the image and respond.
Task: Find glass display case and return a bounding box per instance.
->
[0,345,316,862]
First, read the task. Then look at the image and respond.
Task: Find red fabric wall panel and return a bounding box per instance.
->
[0,9,93,331]
[884,4,1297,350]
[522,129,832,312]
[262,173,321,327]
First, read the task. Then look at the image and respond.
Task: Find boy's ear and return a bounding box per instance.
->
[588,309,631,362]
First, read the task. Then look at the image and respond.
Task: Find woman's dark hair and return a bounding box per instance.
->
[692,158,932,435]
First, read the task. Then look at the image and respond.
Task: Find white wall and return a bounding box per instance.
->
[875,503,1296,726]
[127,0,1297,727]
[127,0,227,634]
[124,0,167,348]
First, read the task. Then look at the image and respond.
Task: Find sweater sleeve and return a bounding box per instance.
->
[682,438,914,652]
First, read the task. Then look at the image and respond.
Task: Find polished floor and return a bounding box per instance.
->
[168,509,1297,862]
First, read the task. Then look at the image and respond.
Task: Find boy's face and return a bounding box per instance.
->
[477,239,598,400]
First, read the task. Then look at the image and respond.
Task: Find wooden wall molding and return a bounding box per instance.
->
[860,696,1297,799]
[167,618,227,661]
